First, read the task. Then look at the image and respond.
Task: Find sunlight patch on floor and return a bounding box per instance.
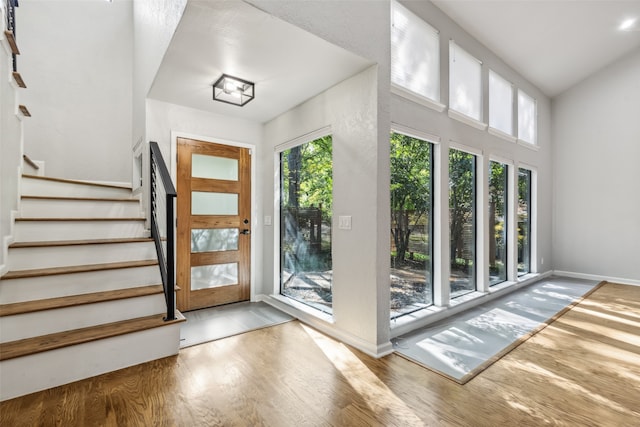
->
[560,317,640,346]
[300,324,426,426]
[571,305,640,328]
[509,360,635,415]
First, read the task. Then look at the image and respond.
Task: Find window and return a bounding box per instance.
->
[449,148,476,297]
[449,42,482,122]
[518,90,536,144]
[518,168,531,276]
[489,161,508,285]
[391,1,440,103]
[489,71,513,136]
[390,132,433,318]
[280,136,333,313]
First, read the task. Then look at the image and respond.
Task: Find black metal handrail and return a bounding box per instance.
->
[150,141,177,321]
[6,0,18,72]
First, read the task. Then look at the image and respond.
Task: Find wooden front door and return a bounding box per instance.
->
[176,137,251,311]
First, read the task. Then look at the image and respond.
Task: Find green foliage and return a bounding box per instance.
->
[449,149,475,262]
[282,136,333,215]
[390,133,432,263]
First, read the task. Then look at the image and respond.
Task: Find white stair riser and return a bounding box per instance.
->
[0,322,181,401]
[14,220,146,242]
[0,293,168,343]
[0,266,162,304]
[8,241,158,271]
[20,198,142,218]
[21,178,133,199]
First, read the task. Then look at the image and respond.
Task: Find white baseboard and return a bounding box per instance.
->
[260,294,393,359]
[553,270,640,286]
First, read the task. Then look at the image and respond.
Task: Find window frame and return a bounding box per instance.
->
[488,70,516,142]
[448,41,486,130]
[389,127,437,319]
[390,0,445,112]
[274,127,334,317]
[517,89,537,146]
[448,144,479,299]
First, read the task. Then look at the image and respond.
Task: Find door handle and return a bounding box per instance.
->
[241,229,251,235]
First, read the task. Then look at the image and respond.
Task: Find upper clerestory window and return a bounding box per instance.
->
[391,1,442,109]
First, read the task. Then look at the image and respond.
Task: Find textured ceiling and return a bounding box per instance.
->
[432,0,640,97]
[148,1,372,123]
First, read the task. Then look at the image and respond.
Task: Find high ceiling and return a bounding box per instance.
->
[148,1,372,124]
[149,0,640,122]
[432,0,640,97]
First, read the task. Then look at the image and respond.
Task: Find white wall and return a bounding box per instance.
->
[0,7,23,272]
[263,66,388,355]
[133,0,187,151]
[552,50,640,283]
[18,0,133,183]
[251,0,392,353]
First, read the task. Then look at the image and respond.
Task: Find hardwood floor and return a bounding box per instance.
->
[1,282,639,426]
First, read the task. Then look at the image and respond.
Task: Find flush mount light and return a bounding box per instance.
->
[213,74,255,106]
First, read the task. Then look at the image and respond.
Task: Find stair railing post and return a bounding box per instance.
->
[149,142,177,321]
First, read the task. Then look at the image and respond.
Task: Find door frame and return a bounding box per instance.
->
[170,130,257,303]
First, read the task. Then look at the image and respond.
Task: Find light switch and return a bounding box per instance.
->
[264,215,272,226]
[338,215,352,230]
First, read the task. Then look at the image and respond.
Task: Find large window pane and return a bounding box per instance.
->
[280,136,333,314]
[518,90,536,144]
[449,149,476,297]
[518,168,532,276]
[489,161,508,285]
[390,133,433,318]
[391,1,440,102]
[450,42,482,121]
[489,71,513,135]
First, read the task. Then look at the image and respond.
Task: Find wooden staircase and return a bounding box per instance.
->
[0,175,184,401]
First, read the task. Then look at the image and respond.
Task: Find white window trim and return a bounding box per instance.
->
[488,126,517,143]
[517,139,540,151]
[392,84,446,112]
[449,139,483,157]
[448,109,488,131]
[391,122,441,144]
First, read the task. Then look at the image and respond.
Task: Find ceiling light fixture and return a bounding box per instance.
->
[619,17,638,31]
[213,74,255,106]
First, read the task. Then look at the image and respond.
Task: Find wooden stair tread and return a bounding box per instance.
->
[15,217,145,222]
[0,313,185,361]
[22,174,132,190]
[12,72,26,88]
[9,237,153,248]
[1,259,158,280]
[4,30,19,54]
[0,285,164,317]
[21,195,139,202]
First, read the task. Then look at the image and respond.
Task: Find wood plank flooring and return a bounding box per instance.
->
[1,282,638,426]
